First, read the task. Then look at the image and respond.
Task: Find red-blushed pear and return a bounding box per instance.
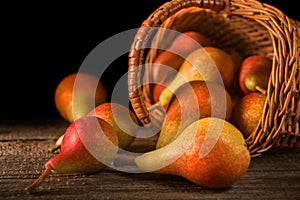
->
[49,72,108,153]
[231,92,267,138]
[238,55,272,95]
[151,31,212,93]
[24,116,118,194]
[135,117,250,189]
[151,51,184,84]
[87,102,139,149]
[169,31,212,57]
[55,72,108,123]
[157,47,235,108]
[153,83,166,104]
[152,82,170,111]
[156,80,232,149]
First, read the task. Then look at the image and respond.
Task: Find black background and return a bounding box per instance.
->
[1,0,298,119]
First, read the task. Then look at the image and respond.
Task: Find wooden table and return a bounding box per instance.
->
[1,118,299,199]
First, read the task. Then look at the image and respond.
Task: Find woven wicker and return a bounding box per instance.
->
[128,0,300,156]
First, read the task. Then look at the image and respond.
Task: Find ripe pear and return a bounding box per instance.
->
[153,83,166,104]
[135,117,250,189]
[55,72,108,123]
[238,55,272,95]
[157,47,235,107]
[151,31,212,92]
[231,92,267,138]
[169,31,212,57]
[156,80,232,149]
[151,51,184,84]
[87,102,139,149]
[152,83,170,112]
[24,116,118,194]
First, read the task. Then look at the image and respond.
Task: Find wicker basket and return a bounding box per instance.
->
[128,0,300,156]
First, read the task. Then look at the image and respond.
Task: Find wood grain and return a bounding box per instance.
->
[0,118,299,199]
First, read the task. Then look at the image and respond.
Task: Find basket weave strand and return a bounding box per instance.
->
[128,0,300,156]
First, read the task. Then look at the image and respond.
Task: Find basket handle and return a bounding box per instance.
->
[128,0,230,126]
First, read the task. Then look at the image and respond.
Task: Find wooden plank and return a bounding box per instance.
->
[0,119,300,199]
[0,118,69,140]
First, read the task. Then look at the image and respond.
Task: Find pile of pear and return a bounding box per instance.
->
[24,30,272,194]
[143,31,272,188]
[150,31,272,141]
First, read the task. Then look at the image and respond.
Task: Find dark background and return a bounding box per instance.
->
[1,0,298,119]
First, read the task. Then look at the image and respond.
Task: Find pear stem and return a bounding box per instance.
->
[149,102,162,112]
[48,144,60,153]
[48,134,64,152]
[24,167,52,194]
[48,144,61,153]
[255,85,267,95]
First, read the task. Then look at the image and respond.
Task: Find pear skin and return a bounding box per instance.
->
[152,31,211,84]
[152,51,184,83]
[25,116,118,194]
[49,102,133,153]
[231,92,267,138]
[238,55,272,95]
[135,117,250,189]
[169,31,212,57]
[156,80,232,149]
[88,102,139,149]
[48,117,118,174]
[55,72,108,122]
[153,83,167,104]
[158,47,235,107]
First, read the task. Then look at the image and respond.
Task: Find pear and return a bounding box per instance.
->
[168,31,212,57]
[54,72,108,123]
[49,102,139,152]
[151,31,211,95]
[87,102,139,149]
[231,92,267,138]
[152,31,212,81]
[135,117,250,189]
[151,51,184,84]
[238,55,272,95]
[157,47,235,107]
[156,80,232,149]
[24,116,118,194]
[153,83,167,105]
